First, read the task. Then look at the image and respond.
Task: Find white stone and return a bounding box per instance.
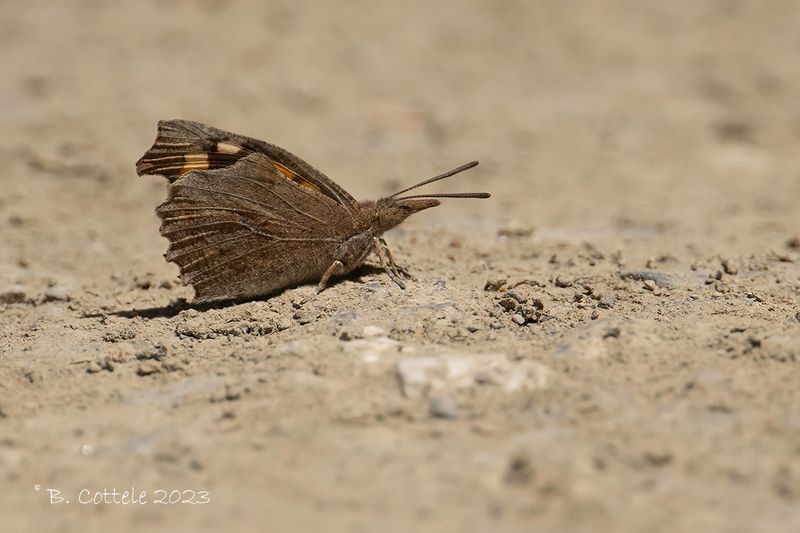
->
[396,352,554,398]
[362,325,386,338]
[343,336,399,364]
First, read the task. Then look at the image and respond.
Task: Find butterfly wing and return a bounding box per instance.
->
[157,152,355,302]
[137,119,359,215]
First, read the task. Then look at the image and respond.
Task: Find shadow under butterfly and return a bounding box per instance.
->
[136,120,490,303]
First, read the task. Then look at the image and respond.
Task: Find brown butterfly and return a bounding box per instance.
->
[136,120,489,303]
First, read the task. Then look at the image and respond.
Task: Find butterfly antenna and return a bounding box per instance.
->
[390,161,481,198]
[394,192,490,200]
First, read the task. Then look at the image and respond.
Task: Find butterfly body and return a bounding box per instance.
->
[137,120,487,303]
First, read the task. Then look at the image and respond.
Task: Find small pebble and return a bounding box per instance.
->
[133,341,167,361]
[293,310,318,325]
[275,317,292,331]
[506,289,527,304]
[42,285,71,302]
[132,275,153,290]
[644,449,674,467]
[224,384,241,401]
[746,292,766,303]
[511,313,526,326]
[505,453,535,485]
[0,287,27,304]
[136,362,161,376]
[363,280,383,291]
[497,227,533,238]
[598,295,615,309]
[362,325,385,337]
[429,396,459,419]
[445,326,461,339]
[519,305,543,323]
[621,271,675,289]
[499,297,518,311]
[721,259,738,275]
[484,279,507,291]
[332,309,357,322]
[96,356,114,372]
[554,275,572,288]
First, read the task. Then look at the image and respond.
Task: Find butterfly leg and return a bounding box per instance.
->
[379,238,414,280]
[316,260,344,294]
[373,237,406,289]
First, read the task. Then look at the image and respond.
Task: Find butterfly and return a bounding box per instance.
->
[136,120,489,303]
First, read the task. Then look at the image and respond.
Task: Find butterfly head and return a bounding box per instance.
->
[373,197,441,233]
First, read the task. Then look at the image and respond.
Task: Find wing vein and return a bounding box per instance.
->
[166,232,252,262]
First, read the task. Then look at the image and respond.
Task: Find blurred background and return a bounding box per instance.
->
[2,1,800,532]
[3,0,798,268]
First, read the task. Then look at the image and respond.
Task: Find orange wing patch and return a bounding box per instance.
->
[179,153,210,175]
[273,162,321,192]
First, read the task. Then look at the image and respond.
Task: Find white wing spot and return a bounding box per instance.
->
[216,142,242,154]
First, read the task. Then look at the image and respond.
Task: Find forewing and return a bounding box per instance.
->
[156,153,354,302]
[137,119,359,214]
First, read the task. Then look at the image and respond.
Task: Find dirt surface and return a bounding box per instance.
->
[2,1,800,532]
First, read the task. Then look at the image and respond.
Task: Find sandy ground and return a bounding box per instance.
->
[1,1,800,532]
